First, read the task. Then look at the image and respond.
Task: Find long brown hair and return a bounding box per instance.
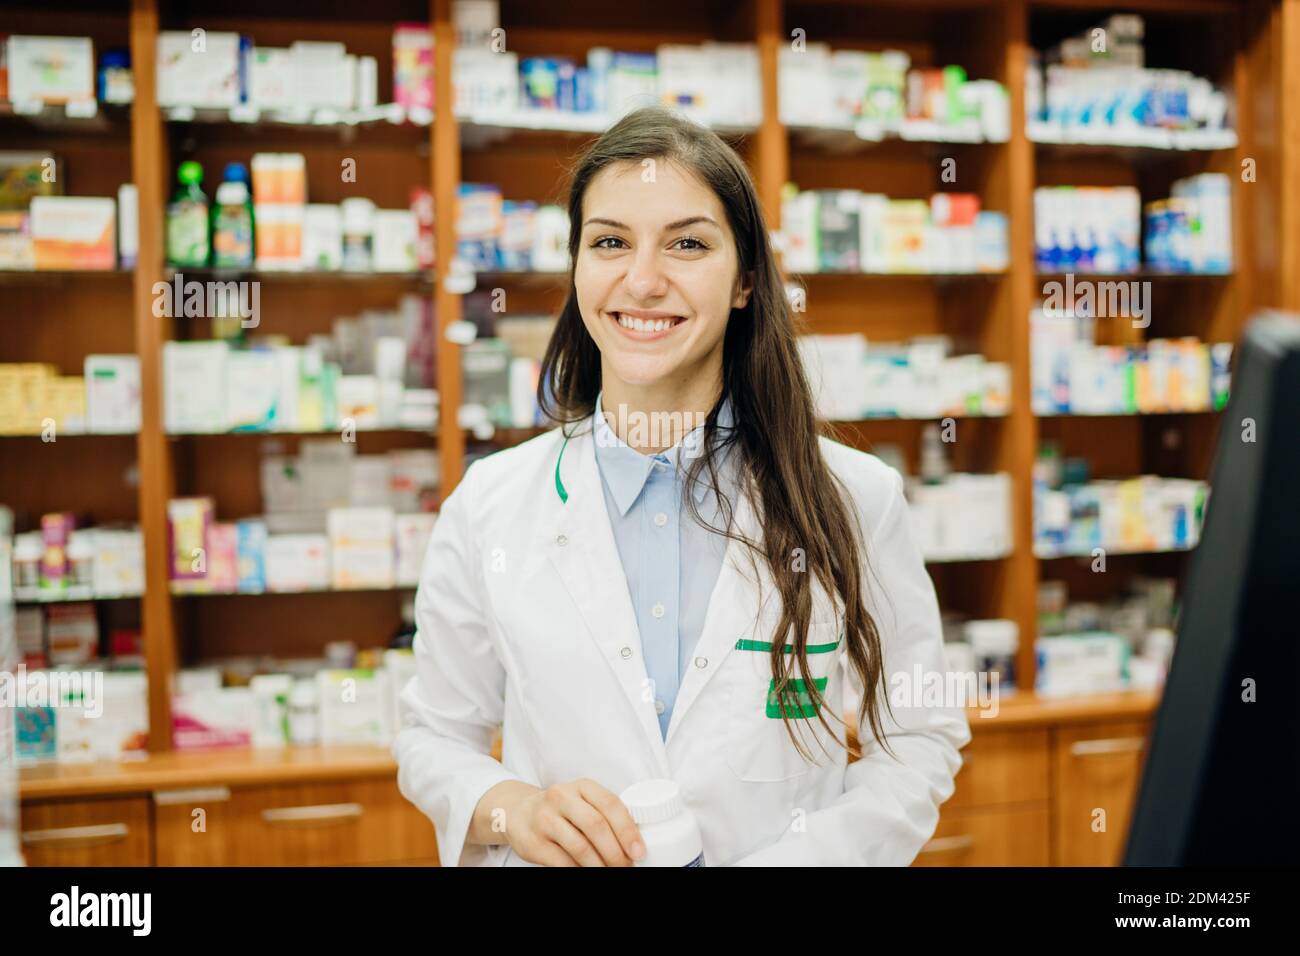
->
[537,106,891,761]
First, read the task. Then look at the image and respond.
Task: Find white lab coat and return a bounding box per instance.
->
[393,411,971,866]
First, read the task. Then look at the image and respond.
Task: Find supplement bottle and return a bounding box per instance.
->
[619,779,704,867]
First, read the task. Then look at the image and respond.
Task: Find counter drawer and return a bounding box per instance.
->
[153,776,438,866]
[913,803,1050,867]
[21,796,153,867]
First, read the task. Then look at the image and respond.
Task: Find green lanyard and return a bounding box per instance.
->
[554,433,571,504]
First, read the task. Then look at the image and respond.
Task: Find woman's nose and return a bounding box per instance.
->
[623,248,668,299]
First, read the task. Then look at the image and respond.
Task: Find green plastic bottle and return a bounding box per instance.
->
[167,160,210,268]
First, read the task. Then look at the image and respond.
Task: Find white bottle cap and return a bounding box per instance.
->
[619,779,684,827]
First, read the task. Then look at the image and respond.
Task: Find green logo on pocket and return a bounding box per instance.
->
[765,677,828,719]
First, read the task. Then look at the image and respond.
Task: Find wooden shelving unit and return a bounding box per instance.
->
[7,0,1300,775]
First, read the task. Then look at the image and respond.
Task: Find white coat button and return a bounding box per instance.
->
[651,603,665,619]
[653,512,668,527]
[694,656,708,669]
[620,646,632,659]
[654,699,666,715]
[556,534,568,546]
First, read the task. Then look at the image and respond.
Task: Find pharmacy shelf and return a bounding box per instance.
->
[166,427,436,438]
[161,267,429,284]
[0,102,131,136]
[161,104,431,148]
[788,119,1005,153]
[1036,409,1221,418]
[0,269,132,285]
[924,551,1012,564]
[0,432,138,439]
[793,271,1008,280]
[1027,122,1238,152]
[171,584,416,598]
[1035,543,1197,561]
[13,591,142,604]
[1035,270,1233,281]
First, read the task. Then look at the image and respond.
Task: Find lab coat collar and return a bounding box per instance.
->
[592,390,738,515]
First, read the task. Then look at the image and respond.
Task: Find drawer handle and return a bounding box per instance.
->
[918,834,974,855]
[261,803,363,826]
[1070,737,1146,757]
[154,786,232,806]
[22,823,130,848]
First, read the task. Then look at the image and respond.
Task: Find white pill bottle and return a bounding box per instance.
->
[619,779,705,867]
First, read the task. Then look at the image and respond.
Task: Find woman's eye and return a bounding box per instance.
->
[592,236,626,250]
[674,237,709,252]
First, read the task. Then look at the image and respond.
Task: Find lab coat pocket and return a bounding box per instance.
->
[723,614,842,783]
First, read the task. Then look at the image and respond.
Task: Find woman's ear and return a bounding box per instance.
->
[733,270,755,309]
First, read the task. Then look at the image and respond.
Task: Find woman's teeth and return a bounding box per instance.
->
[615,313,682,332]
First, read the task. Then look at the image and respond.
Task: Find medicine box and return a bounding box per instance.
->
[7,36,95,105]
[328,506,395,589]
[264,533,330,592]
[30,196,116,270]
[156,31,246,109]
[84,354,141,433]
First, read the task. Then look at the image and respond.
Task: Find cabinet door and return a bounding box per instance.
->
[947,728,1050,811]
[913,804,1051,867]
[155,777,439,866]
[21,797,153,867]
[1053,720,1151,866]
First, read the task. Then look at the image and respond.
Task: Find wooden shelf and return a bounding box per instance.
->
[5,0,1297,769]
[18,744,401,801]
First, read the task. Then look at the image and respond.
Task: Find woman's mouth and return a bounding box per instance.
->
[607,311,688,341]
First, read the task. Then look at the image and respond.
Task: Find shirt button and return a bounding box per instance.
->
[651,603,665,619]
[653,512,668,527]
[556,534,568,547]
[694,656,708,669]
[654,699,666,715]
[620,646,633,659]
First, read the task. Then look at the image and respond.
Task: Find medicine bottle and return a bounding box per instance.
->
[619,779,704,867]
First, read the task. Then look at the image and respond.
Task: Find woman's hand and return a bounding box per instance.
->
[491,778,646,866]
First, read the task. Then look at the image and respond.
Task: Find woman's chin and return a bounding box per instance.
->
[604,356,682,389]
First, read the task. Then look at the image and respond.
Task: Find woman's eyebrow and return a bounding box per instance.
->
[581,215,722,231]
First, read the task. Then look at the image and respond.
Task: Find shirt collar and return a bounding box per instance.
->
[593,390,736,517]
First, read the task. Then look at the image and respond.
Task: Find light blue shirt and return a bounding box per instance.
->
[593,391,737,738]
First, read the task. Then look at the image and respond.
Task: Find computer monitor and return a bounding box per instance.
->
[1124,312,1300,865]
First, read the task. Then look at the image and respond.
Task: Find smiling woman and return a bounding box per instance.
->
[393,106,969,868]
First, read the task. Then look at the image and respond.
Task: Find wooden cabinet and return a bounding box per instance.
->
[914,693,1156,866]
[152,778,438,867]
[1052,720,1150,867]
[915,729,1051,866]
[20,796,153,867]
[915,804,1051,867]
[19,747,439,867]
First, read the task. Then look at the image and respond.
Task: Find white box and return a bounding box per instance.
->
[328,507,395,589]
[264,534,330,592]
[395,512,438,585]
[8,36,94,105]
[164,340,228,433]
[290,41,352,111]
[336,374,380,428]
[248,47,294,110]
[272,346,302,432]
[84,355,140,433]
[302,205,343,271]
[157,31,245,109]
[316,668,391,744]
[372,209,418,272]
[224,349,279,431]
